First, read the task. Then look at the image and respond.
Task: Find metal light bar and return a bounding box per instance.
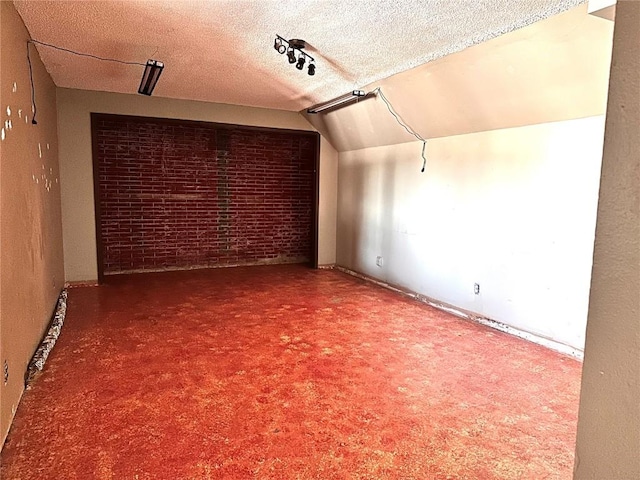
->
[307,90,367,114]
[275,35,315,62]
[274,35,316,76]
[138,59,164,96]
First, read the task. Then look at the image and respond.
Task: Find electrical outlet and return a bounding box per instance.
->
[3,360,8,385]
[376,256,383,267]
[474,283,480,295]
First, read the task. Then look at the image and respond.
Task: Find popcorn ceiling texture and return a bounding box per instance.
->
[13,0,584,111]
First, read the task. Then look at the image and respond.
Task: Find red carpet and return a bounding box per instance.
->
[1,265,581,479]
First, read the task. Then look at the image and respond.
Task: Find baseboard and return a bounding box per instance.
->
[317,264,336,270]
[334,266,583,360]
[65,280,99,288]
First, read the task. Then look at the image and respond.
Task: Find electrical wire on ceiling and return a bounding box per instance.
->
[369,87,428,172]
[26,40,161,124]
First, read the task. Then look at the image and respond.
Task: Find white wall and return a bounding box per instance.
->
[337,116,605,351]
[57,88,338,281]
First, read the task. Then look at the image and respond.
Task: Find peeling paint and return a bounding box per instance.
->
[6,106,11,116]
[38,143,42,158]
[18,109,22,118]
[1,128,5,141]
[12,82,17,93]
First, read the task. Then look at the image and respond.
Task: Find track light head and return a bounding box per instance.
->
[274,38,286,54]
[308,63,315,76]
[296,56,306,70]
[287,49,297,64]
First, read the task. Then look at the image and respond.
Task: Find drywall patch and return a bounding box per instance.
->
[25,289,68,387]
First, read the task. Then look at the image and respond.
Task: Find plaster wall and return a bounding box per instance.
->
[56,89,337,281]
[0,2,65,446]
[574,1,640,476]
[337,116,605,351]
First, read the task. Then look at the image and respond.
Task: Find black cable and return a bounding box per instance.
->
[28,39,146,66]
[27,41,37,125]
[26,39,147,125]
[371,87,428,172]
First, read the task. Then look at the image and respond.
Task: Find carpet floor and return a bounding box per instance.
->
[0,265,582,479]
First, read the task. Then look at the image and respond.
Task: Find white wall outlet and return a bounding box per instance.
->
[474,283,480,295]
[376,256,383,267]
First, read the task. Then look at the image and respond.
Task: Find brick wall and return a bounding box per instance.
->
[94,115,317,274]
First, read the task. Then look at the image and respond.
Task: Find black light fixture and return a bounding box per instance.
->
[307,90,369,114]
[138,59,164,96]
[275,35,315,76]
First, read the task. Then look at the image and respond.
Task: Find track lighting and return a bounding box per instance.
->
[275,35,316,75]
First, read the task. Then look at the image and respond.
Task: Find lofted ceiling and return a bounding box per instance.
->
[14,0,583,112]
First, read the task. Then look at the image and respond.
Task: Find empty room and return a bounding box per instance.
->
[1,0,638,479]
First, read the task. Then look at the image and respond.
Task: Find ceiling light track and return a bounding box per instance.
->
[274,35,316,76]
[306,90,369,114]
[307,87,429,172]
[26,39,164,124]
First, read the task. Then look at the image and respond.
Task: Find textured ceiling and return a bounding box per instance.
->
[14,0,583,112]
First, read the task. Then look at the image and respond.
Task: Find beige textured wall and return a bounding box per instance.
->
[0,2,65,446]
[574,1,640,477]
[56,89,338,281]
[318,136,338,266]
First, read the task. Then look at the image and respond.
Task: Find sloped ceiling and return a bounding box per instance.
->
[14,0,582,112]
[305,3,614,151]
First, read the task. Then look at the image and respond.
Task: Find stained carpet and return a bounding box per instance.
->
[0,265,582,479]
